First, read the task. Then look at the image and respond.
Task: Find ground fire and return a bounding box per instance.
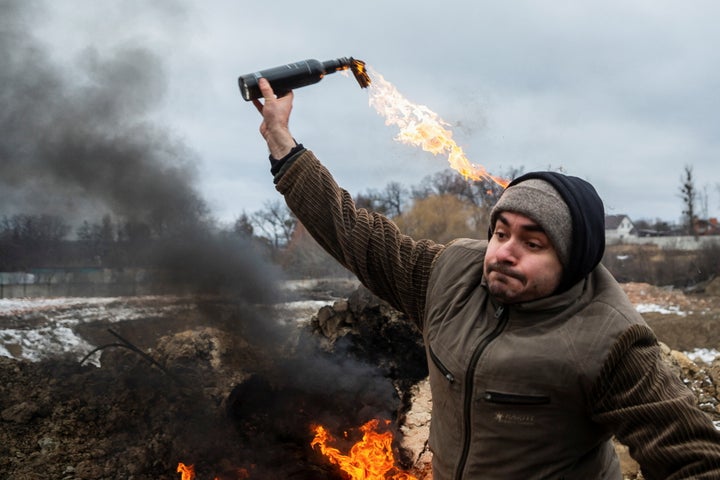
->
[311,419,418,480]
[178,418,415,480]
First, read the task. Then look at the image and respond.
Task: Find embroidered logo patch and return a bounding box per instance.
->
[494,412,535,425]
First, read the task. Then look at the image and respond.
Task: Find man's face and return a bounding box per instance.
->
[484,211,563,304]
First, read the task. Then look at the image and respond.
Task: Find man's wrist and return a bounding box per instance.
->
[266,127,296,160]
[268,138,297,162]
[270,142,304,176]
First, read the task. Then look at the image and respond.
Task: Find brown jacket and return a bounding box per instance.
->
[275,149,720,479]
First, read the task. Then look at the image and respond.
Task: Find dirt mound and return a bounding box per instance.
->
[0,329,247,479]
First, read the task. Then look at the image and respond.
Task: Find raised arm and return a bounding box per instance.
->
[251,78,443,326]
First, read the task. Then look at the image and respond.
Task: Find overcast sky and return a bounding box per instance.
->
[7,0,720,226]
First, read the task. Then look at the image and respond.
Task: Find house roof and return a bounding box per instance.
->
[605,214,630,230]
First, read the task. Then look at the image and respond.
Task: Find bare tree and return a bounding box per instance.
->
[0,214,71,269]
[379,181,408,218]
[233,212,254,238]
[355,181,409,218]
[251,199,297,250]
[679,165,696,236]
[412,167,520,209]
[412,170,476,203]
[697,184,710,221]
[76,214,117,266]
[356,181,409,218]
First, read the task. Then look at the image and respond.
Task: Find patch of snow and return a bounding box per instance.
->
[634,303,687,316]
[271,300,333,323]
[0,296,195,363]
[0,324,95,362]
[1,295,331,363]
[0,296,119,315]
[685,348,720,364]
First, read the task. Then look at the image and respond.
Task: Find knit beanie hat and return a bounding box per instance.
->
[490,179,573,269]
[489,171,606,293]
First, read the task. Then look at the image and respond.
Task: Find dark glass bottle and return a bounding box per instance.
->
[238,57,365,101]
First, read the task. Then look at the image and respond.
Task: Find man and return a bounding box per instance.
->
[251,77,720,479]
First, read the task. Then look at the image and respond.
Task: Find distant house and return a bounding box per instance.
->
[693,217,720,236]
[605,214,636,242]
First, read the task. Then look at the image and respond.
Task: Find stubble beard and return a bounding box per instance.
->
[485,262,527,304]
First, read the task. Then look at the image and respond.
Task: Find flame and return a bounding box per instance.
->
[311,419,417,480]
[177,463,196,480]
[367,67,508,188]
[177,462,226,480]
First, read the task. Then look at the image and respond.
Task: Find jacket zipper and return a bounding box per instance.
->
[428,346,455,383]
[454,305,509,480]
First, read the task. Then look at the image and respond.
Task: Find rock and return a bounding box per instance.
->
[614,441,641,479]
[705,277,720,296]
[400,378,433,472]
[670,350,700,376]
[1,401,39,424]
[315,305,344,339]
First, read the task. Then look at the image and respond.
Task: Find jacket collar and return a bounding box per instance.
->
[483,274,588,322]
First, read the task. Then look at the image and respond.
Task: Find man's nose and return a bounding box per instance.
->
[495,239,519,263]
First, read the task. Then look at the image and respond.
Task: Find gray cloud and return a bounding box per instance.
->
[4,0,720,225]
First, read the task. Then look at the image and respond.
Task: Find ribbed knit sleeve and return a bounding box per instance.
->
[274,150,444,328]
[591,324,720,479]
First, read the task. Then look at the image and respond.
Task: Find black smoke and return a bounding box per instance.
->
[0,0,282,298]
[1,1,200,226]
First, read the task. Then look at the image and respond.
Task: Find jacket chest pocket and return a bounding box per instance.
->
[483,390,551,405]
[480,387,554,430]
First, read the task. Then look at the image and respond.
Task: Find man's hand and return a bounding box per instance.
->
[252,78,297,160]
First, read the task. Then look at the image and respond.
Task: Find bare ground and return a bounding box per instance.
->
[1,280,720,480]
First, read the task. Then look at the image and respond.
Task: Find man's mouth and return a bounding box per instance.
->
[487,263,526,284]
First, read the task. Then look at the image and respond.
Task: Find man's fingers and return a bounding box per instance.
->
[257,78,276,101]
[252,98,263,114]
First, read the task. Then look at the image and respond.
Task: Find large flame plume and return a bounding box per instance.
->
[367,67,508,188]
[311,419,418,480]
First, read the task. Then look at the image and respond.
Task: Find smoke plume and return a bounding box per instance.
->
[1,1,203,227]
[0,0,285,300]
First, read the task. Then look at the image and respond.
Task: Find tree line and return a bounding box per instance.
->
[2,165,718,285]
[0,168,509,276]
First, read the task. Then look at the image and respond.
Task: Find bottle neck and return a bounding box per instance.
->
[321,58,352,74]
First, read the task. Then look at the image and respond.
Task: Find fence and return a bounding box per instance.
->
[606,235,720,251]
[0,268,161,299]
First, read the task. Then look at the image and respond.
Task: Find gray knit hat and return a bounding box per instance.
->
[489,179,573,269]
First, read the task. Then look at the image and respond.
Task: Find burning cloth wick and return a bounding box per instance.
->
[365,66,508,188]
